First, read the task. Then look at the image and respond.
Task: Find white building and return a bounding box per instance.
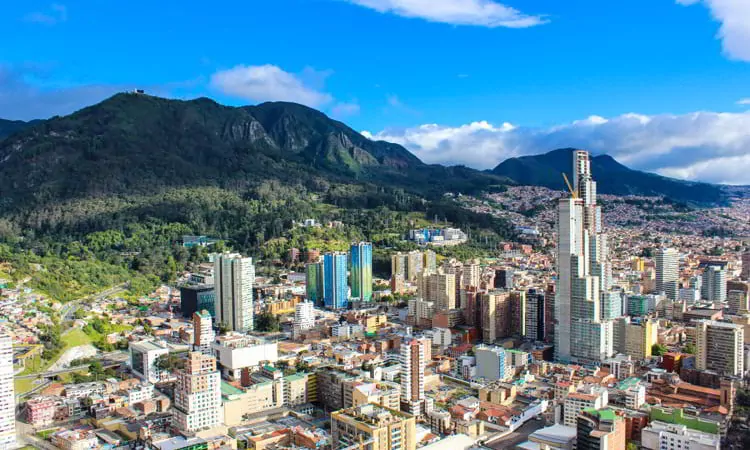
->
[214,253,255,332]
[701,265,727,303]
[431,327,452,348]
[656,248,680,301]
[211,333,278,380]
[130,340,170,384]
[293,301,315,339]
[679,288,701,303]
[331,323,364,338]
[641,421,720,450]
[193,310,215,355]
[562,387,608,427]
[474,345,512,382]
[695,320,744,377]
[0,333,16,449]
[400,339,426,416]
[126,382,155,404]
[173,352,223,432]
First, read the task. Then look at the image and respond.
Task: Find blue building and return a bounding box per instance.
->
[324,252,348,309]
[350,242,373,303]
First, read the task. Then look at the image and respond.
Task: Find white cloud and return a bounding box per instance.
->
[366,111,750,184]
[345,0,547,28]
[738,98,750,105]
[331,102,361,118]
[25,3,67,25]
[676,0,750,61]
[210,64,333,108]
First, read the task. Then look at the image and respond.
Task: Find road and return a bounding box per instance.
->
[60,282,129,322]
[15,351,128,379]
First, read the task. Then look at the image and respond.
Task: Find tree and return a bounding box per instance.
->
[73,309,87,320]
[684,343,696,354]
[627,443,638,450]
[651,343,668,357]
[255,312,281,333]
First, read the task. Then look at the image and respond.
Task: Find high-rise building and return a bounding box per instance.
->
[701,264,727,302]
[400,340,426,416]
[214,253,255,332]
[655,248,680,301]
[0,333,16,449]
[494,268,515,290]
[324,252,348,309]
[173,352,223,432]
[423,250,437,275]
[331,404,417,450]
[461,263,481,289]
[350,242,373,303]
[510,290,527,337]
[576,408,625,450]
[406,250,424,281]
[555,150,615,363]
[306,262,325,306]
[526,288,547,342]
[180,284,216,318]
[728,289,749,315]
[481,290,511,343]
[193,310,215,355]
[391,253,408,280]
[418,271,456,312]
[600,291,622,320]
[695,320,744,377]
[742,251,750,280]
[613,317,658,360]
[293,301,315,339]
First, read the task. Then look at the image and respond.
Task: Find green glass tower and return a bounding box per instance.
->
[350,242,373,303]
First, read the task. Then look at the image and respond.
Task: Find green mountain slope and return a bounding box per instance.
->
[0,118,39,141]
[492,148,726,204]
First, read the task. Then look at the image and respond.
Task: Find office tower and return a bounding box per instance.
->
[331,404,417,450]
[526,288,547,342]
[418,271,456,312]
[406,250,424,281]
[462,263,481,288]
[655,248,680,300]
[400,340,426,416]
[293,301,315,339]
[306,262,325,307]
[481,290,511,343]
[576,409,625,450]
[214,253,255,332]
[613,317,658,360]
[461,286,481,328]
[180,284,216,318]
[555,150,615,363]
[350,242,373,303]
[423,250,437,275]
[494,268,515,289]
[600,291,622,320]
[0,333,16,449]
[193,310,215,355]
[742,251,750,280]
[701,264,727,302]
[323,252,348,309]
[391,253,408,279]
[510,290,527,337]
[728,289,750,315]
[173,352,223,432]
[695,320,744,377]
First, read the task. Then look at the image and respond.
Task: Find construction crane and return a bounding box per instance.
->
[562,173,578,199]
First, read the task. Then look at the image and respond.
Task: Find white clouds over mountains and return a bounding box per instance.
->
[345,0,547,28]
[363,111,750,185]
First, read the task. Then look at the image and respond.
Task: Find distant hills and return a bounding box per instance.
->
[0,118,39,141]
[492,148,726,205]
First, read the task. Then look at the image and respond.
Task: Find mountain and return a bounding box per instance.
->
[492,148,726,204]
[0,118,40,141]
[0,93,507,211]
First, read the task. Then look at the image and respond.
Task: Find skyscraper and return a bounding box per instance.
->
[400,340,426,416]
[293,301,315,339]
[324,252,348,309]
[655,248,680,300]
[173,352,223,432]
[418,271,456,312]
[695,320,744,377]
[526,288,547,342]
[350,242,373,303]
[555,150,615,363]
[0,333,16,449]
[192,310,215,355]
[306,262,325,306]
[214,253,255,332]
[701,264,727,302]
[742,251,750,280]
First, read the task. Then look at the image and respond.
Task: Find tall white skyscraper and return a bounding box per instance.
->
[214,253,255,332]
[555,150,615,363]
[173,352,223,432]
[293,301,315,339]
[655,248,679,300]
[0,333,16,449]
[400,339,426,416]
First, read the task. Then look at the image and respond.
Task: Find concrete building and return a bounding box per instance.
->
[173,352,223,432]
[214,253,255,332]
[656,248,680,301]
[613,317,658,360]
[180,284,216,318]
[742,251,750,280]
[129,340,170,384]
[193,310,215,355]
[293,301,315,339]
[306,262,324,307]
[400,339,426,416]
[331,404,417,450]
[524,424,577,450]
[701,264,727,303]
[576,408,625,450]
[526,288,547,342]
[352,382,401,411]
[695,320,744,377]
[474,345,512,382]
[418,271,456,312]
[562,387,608,427]
[0,334,15,449]
[727,289,749,315]
[324,252,348,309]
[350,242,373,303]
[641,421,720,450]
[211,334,279,380]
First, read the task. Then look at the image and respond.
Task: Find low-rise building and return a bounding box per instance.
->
[331,404,417,450]
[641,421,720,450]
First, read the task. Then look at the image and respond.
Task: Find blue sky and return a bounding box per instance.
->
[2,0,750,183]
